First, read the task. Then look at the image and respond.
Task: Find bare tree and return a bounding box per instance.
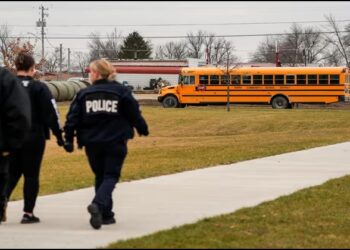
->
[282,25,330,66]
[104,28,122,59]
[172,41,188,60]
[0,24,42,73]
[279,23,305,66]
[202,33,235,65]
[321,46,344,66]
[0,24,12,66]
[155,40,187,60]
[211,38,237,66]
[302,26,329,65]
[325,14,350,67]
[249,36,280,63]
[220,41,239,112]
[5,39,37,72]
[155,30,238,64]
[220,40,238,66]
[45,48,66,73]
[203,32,215,64]
[344,23,350,48]
[186,31,236,65]
[73,51,90,77]
[88,32,102,61]
[45,49,59,73]
[88,28,122,60]
[251,24,329,66]
[186,30,205,58]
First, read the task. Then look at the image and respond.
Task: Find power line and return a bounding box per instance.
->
[6,19,350,27]
[7,30,349,40]
[45,37,57,49]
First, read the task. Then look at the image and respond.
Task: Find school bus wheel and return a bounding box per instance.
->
[162,95,179,108]
[271,95,289,109]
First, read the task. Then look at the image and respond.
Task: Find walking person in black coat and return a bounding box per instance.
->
[0,66,31,224]
[64,59,149,229]
[5,52,64,224]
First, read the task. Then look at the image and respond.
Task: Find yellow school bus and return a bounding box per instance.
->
[158,66,350,108]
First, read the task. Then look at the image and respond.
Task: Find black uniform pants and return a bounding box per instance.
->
[0,156,9,219]
[6,133,46,213]
[85,140,127,219]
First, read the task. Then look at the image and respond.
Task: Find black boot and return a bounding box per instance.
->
[21,213,40,224]
[87,203,102,230]
[1,199,7,222]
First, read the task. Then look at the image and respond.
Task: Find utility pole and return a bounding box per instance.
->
[59,44,63,74]
[36,5,48,73]
[206,47,210,65]
[68,48,71,73]
[226,52,230,112]
[275,41,281,67]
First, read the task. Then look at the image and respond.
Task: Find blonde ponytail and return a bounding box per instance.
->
[90,59,116,80]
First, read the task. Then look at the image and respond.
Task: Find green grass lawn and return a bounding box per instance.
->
[9,103,350,248]
[108,175,350,249]
[10,104,350,200]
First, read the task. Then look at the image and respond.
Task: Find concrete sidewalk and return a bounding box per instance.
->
[0,142,349,248]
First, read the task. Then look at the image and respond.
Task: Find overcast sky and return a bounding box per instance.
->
[1,1,350,62]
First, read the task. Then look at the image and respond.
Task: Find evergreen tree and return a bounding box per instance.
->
[118,31,152,59]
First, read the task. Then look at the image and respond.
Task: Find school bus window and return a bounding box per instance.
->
[264,75,273,85]
[275,75,284,85]
[231,75,241,85]
[210,75,220,85]
[286,75,295,85]
[221,75,230,85]
[319,75,329,85]
[178,75,183,83]
[308,75,317,85]
[242,75,251,85]
[253,75,262,85]
[330,74,340,84]
[297,75,306,85]
[199,75,209,85]
[190,76,195,84]
[183,76,195,85]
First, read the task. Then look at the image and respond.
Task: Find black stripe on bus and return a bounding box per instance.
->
[182,95,341,97]
[199,89,343,92]
[183,95,268,97]
[206,84,342,86]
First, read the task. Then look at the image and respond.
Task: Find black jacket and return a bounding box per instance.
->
[0,67,31,159]
[64,79,148,147]
[17,76,63,141]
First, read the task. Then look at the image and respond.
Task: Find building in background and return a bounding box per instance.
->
[110,58,205,89]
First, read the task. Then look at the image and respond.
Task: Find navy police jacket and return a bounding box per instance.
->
[64,79,148,147]
[17,76,63,140]
[0,68,31,155]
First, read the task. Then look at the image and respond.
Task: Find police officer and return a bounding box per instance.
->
[5,52,64,224]
[64,59,149,230]
[0,66,31,224]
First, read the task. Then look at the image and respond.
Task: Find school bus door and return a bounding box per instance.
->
[178,75,197,104]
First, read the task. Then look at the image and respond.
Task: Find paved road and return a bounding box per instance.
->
[0,142,349,248]
[133,93,158,100]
